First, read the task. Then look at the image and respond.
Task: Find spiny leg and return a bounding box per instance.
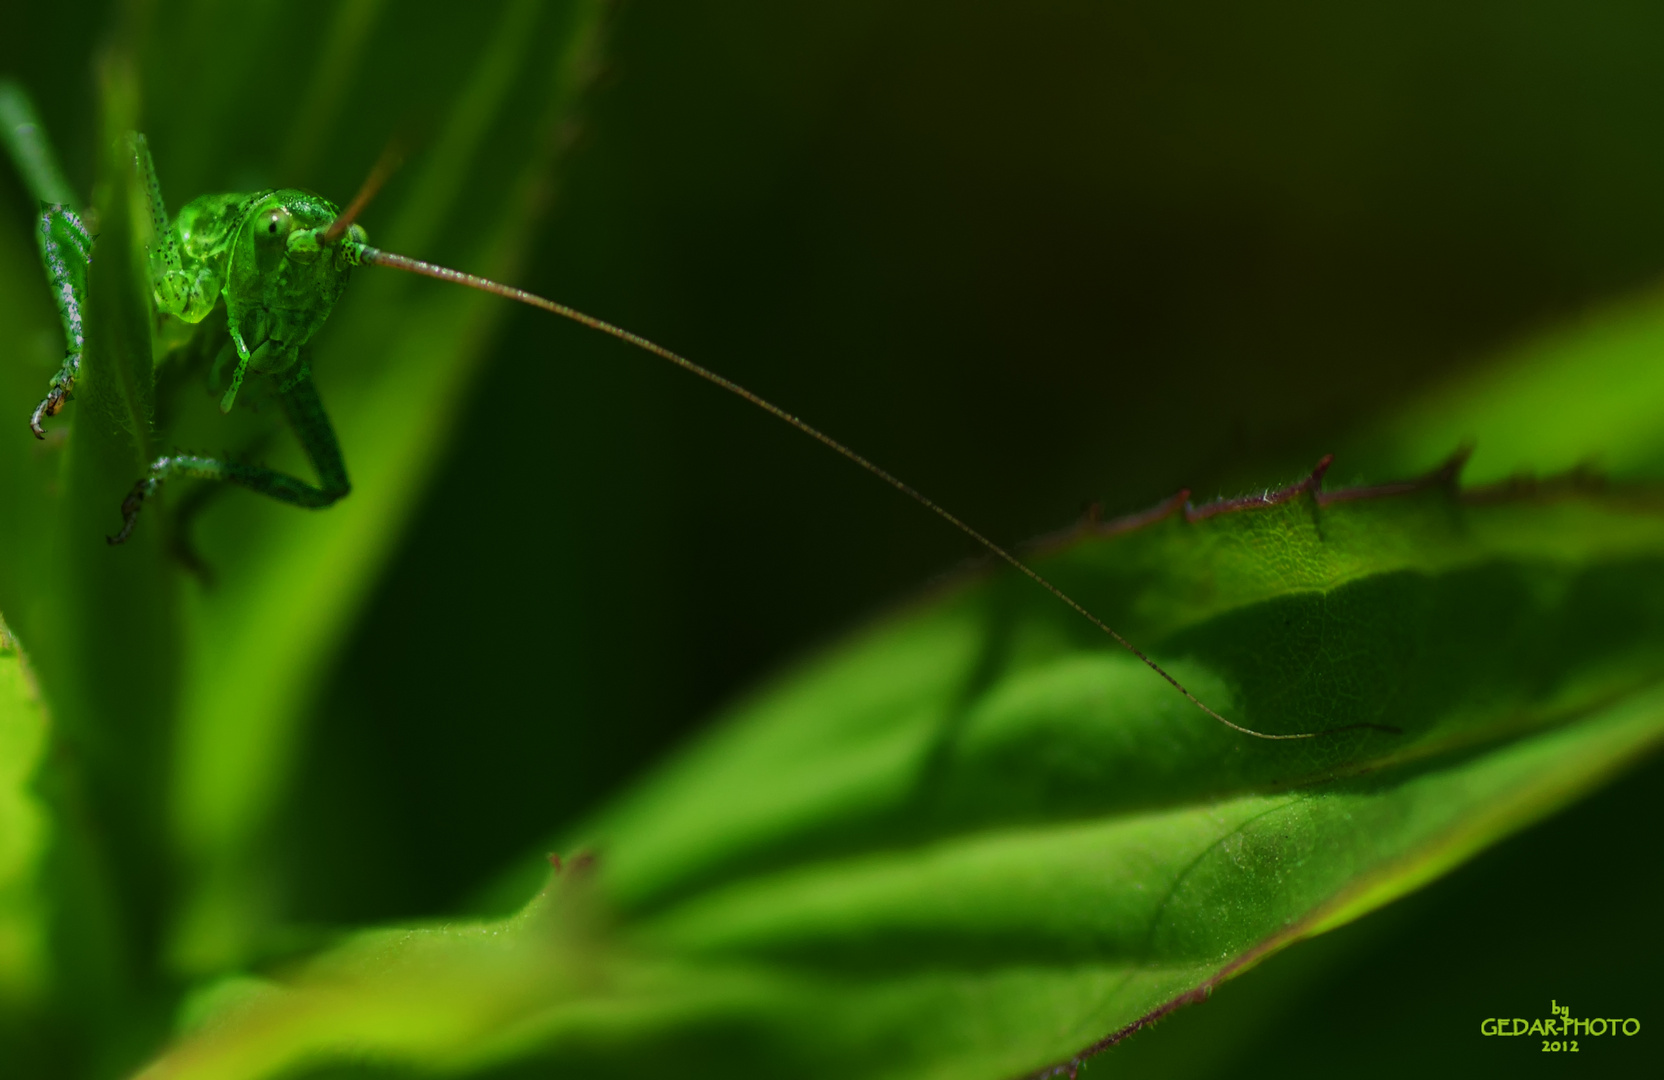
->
[1,82,93,437]
[163,420,280,584]
[28,205,92,436]
[109,367,351,545]
[218,331,267,414]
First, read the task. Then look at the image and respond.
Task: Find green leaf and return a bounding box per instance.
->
[0,617,50,1012]
[1346,289,1664,485]
[134,469,1664,1079]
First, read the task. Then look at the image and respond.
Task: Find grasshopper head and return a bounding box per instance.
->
[222,189,366,375]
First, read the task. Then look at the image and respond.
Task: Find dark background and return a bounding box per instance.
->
[3,1,1662,1074]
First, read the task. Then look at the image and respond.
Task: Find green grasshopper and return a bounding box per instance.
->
[0,80,1389,742]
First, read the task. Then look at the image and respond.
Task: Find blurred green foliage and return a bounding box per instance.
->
[2,1,1663,1077]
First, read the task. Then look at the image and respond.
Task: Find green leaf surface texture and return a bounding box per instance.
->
[0,619,50,1012]
[138,462,1664,1078]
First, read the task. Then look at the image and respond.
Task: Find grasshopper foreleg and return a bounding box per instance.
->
[2,81,92,438]
[29,204,92,437]
[109,367,351,544]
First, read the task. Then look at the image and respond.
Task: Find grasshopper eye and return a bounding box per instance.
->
[258,206,294,242]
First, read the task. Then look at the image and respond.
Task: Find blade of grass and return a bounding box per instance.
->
[0,53,185,1076]
[0,617,50,1011]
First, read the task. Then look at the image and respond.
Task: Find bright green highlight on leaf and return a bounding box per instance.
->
[1351,287,1664,484]
[136,883,601,1080]
[0,618,50,1006]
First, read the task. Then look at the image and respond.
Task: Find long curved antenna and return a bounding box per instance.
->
[321,140,404,244]
[353,244,1396,741]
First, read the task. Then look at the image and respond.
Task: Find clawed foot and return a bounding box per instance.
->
[108,478,158,546]
[29,384,69,439]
